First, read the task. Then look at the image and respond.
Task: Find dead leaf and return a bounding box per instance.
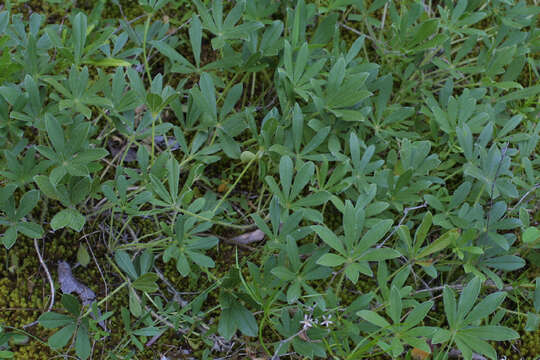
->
[58,261,105,329]
[228,229,265,245]
[135,104,146,115]
[153,135,180,151]
[217,182,229,193]
[27,279,35,294]
[298,329,311,342]
[411,347,431,360]
[58,261,96,305]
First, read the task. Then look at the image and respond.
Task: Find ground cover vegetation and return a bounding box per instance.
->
[0,0,539,359]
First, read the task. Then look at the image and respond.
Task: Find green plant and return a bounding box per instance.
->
[38,294,111,360]
[433,277,519,360]
[0,187,42,248]
[0,0,538,359]
[314,200,397,284]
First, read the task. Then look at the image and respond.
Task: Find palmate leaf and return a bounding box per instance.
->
[43,66,112,119]
[162,216,218,277]
[439,277,518,360]
[0,188,43,248]
[265,155,329,221]
[218,293,258,340]
[357,292,434,359]
[1,0,538,358]
[151,40,195,73]
[0,147,51,187]
[114,250,138,280]
[38,301,92,359]
[50,208,85,232]
[132,273,159,293]
[220,303,258,338]
[35,115,108,186]
[192,0,263,50]
[315,207,395,283]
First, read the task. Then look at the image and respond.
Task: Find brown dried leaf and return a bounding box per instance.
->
[297,329,311,342]
[411,347,431,360]
[58,261,96,304]
[57,261,105,328]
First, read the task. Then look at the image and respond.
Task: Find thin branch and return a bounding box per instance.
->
[36,238,55,312]
[415,280,516,294]
[507,182,540,215]
[271,329,305,360]
[380,2,388,32]
[84,234,109,330]
[112,15,146,35]
[23,237,55,329]
[339,23,402,56]
[153,265,187,307]
[377,202,428,248]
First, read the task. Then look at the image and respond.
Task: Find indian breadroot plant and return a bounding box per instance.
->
[0,0,539,359]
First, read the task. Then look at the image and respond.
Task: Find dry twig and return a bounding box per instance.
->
[23,238,55,329]
[377,202,428,248]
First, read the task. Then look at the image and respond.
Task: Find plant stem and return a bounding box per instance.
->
[335,270,346,298]
[142,13,153,83]
[174,205,256,229]
[81,281,128,319]
[213,151,259,213]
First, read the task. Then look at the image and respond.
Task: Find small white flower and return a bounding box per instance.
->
[300,314,315,330]
[320,314,333,327]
